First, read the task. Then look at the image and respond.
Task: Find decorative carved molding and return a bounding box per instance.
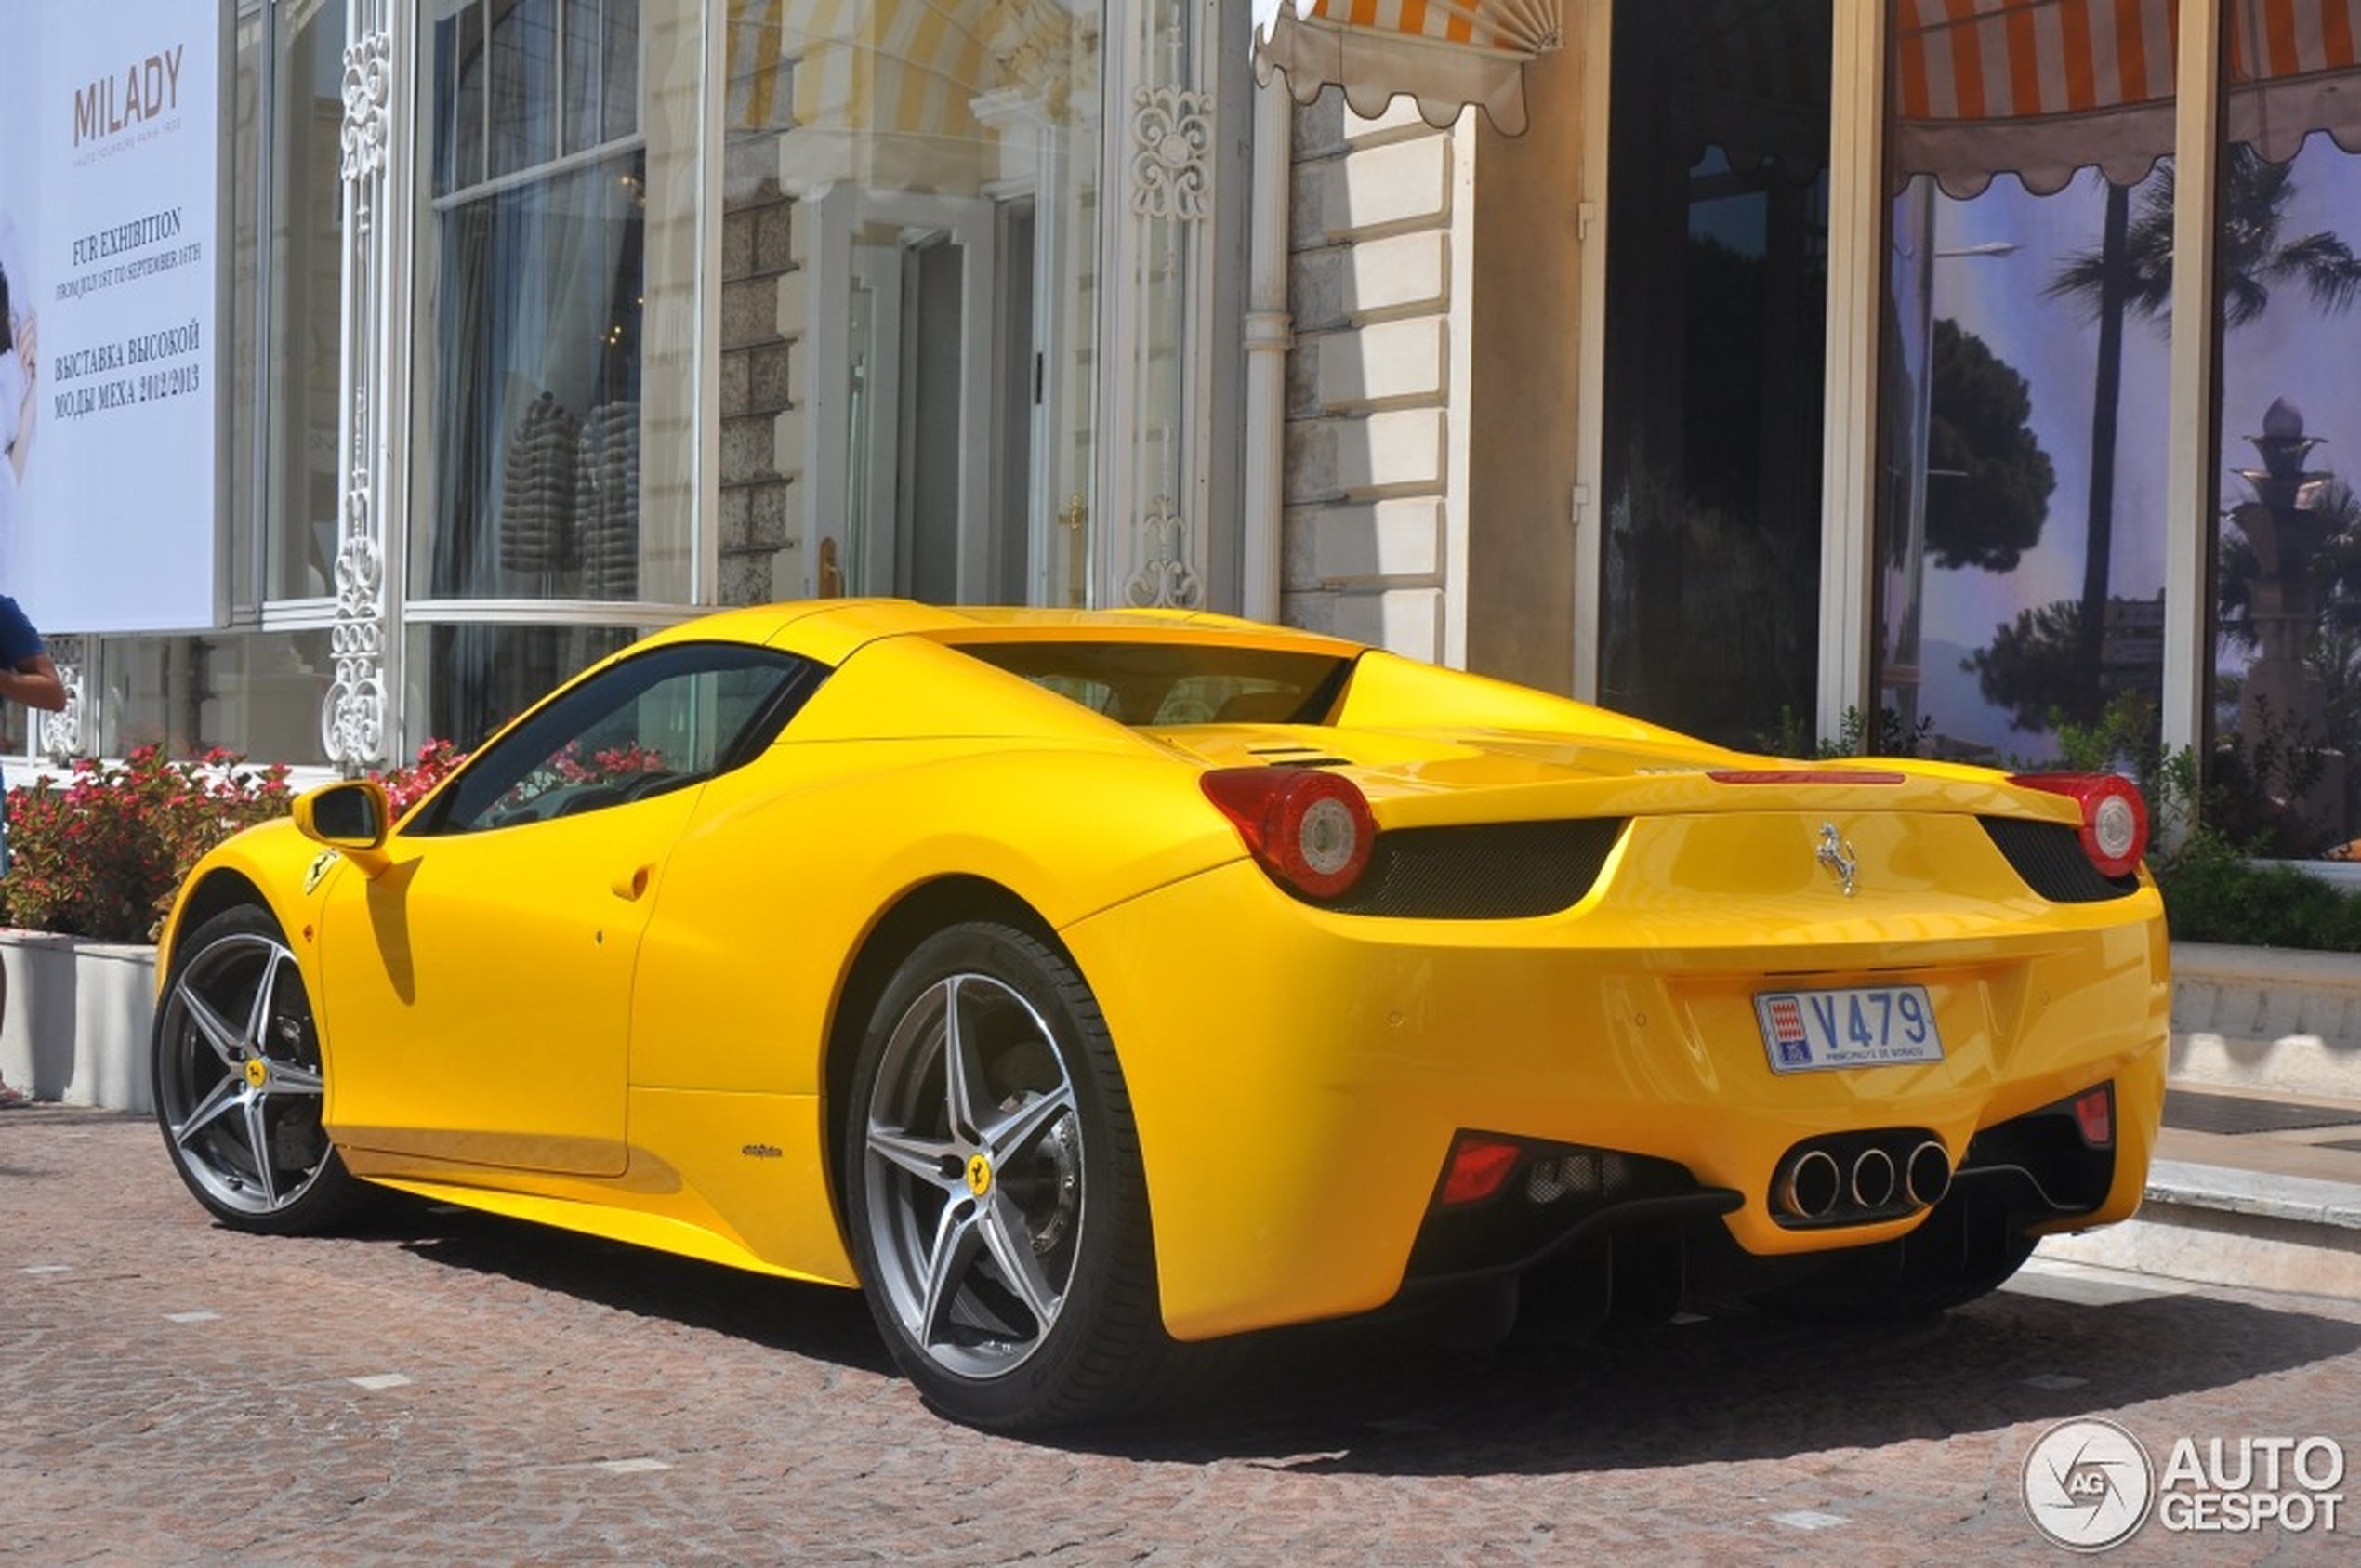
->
[1124,498,1203,608]
[323,6,393,771]
[323,474,389,766]
[35,638,83,764]
[339,28,390,188]
[1129,86,1212,221]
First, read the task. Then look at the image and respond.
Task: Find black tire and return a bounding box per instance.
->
[152,904,368,1234]
[842,921,1179,1430]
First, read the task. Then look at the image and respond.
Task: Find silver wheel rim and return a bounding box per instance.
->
[157,929,332,1217]
[862,971,1085,1381]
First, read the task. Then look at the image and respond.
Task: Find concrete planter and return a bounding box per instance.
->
[0,930,158,1115]
[2169,940,2361,1101]
[0,936,2354,1118]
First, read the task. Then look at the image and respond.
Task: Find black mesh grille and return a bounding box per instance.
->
[1318,819,1626,918]
[1982,817,2139,903]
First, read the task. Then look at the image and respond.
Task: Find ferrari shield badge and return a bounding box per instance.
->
[303,850,339,894]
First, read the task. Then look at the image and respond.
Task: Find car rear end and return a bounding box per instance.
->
[1062,706,2168,1343]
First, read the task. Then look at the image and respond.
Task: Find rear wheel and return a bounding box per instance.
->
[152,905,367,1233]
[843,922,1177,1429]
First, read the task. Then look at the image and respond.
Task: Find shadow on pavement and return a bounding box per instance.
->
[1062,1289,2361,1473]
[359,1187,2361,1471]
[353,1192,896,1377]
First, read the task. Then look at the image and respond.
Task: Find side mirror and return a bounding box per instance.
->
[294,779,394,877]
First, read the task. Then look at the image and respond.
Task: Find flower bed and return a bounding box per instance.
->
[0,743,466,1109]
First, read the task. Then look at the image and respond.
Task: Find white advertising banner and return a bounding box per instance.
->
[0,0,219,633]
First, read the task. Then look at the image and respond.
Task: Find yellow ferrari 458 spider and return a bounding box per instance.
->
[152,600,2169,1428]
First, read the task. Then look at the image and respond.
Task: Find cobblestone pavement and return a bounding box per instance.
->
[6,1108,2359,1565]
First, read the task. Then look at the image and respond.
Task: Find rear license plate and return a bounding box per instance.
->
[1754,984,1944,1073]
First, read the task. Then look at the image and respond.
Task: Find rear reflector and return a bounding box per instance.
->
[1438,1135,1522,1206]
[2073,1085,2115,1147]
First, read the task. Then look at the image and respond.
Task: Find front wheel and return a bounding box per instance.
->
[843,922,1178,1429]
[152,904,367,1233]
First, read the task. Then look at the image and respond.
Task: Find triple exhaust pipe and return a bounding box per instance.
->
[1773,1136,1952,1223]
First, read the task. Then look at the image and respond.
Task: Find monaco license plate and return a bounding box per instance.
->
[1754,984,1944,1074]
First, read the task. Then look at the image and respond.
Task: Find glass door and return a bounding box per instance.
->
[1595,0,1834,750]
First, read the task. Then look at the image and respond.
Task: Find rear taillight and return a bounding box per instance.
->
[2010,771,2149,879]
[1200,767,1376,900]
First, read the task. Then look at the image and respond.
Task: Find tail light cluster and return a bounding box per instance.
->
[2009,771,2149,879]
[1200,767,1376,900]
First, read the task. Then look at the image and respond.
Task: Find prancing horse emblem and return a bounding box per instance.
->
[1816,823,1859,898]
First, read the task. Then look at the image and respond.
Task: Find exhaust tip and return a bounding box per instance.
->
[1905,1140,1953,1208]
[1776,1148,1842,1219]
[1850,1146,1897,1209]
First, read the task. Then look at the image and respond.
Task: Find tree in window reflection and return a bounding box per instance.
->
[2036,148,2361,734]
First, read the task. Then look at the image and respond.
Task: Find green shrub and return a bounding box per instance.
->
[2151,834,2361,952]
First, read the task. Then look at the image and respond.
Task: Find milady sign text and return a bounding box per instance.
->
[73,43,185,146]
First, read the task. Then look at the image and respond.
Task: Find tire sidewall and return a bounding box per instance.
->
[152,903,357,1235]
[842,921,1156,1429]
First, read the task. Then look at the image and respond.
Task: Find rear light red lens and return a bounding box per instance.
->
[2073,1086,2115,1147]
[1438,1135,1522,1206]
[1200,767,1377,900]
[2010,771,2149,878]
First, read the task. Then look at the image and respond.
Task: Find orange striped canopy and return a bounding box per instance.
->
[1253,0,1566,136]
[1894,0,2361,196]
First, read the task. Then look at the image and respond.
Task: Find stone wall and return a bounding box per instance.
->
[1279,98,1463,663]
[718,146,802,606]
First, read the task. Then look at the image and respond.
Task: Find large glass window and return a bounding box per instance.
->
[417,0,661,605]
[264,0,350,604]
[2208,13,2361,853]
[94,631,336,761]
[1598,0,1832,749]
[1879,1,2179,765]
[721,1,1106,607]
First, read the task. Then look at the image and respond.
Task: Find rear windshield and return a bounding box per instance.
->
[953,640,1353,727]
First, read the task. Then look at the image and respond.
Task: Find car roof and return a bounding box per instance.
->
[636,599,1366,667]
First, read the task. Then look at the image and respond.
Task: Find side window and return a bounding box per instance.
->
[415,643,824,834]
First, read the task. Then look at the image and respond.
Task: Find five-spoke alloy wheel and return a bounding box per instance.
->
[845,922,1172,1429]
[152,905,363,1233]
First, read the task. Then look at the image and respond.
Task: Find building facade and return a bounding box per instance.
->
[1266,0,2361,850]
[7,0,1262,773]
[9,1,2361,853]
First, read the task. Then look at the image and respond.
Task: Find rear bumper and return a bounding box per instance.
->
[1062,858,2170,1340]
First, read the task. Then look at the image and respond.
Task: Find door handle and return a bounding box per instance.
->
[612,865,652,902]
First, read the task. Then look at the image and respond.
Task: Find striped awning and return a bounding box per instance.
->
[1894,0,2361,197]
[1252,1,1566,137]
[726,0,1082,191]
